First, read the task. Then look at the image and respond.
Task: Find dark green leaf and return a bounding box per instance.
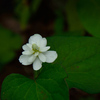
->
[1,73,69,100]
[47,36,100,94]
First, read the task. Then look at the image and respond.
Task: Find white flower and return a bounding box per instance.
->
[19,34,58,71]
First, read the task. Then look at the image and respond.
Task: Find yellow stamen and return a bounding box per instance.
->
[32,44,40,54]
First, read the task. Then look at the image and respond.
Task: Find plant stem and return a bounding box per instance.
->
[34,71,38,80]
[33,68,42,80]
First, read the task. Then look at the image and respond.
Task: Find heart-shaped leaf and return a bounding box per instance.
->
[47,36,100,94]
[1,72,69,100]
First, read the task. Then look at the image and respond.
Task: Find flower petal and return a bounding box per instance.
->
[40,38,47,47]
[39,53,46,62]
[29,34,42,45]
[44,51,58,63]
[22,51,33,55]
[22,43,32,51]
[33,58,42,70]
[19,55,32,65]
[28,55,36,63]
[40,46,50,52]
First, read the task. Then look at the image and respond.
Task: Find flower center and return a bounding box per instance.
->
[32,44,40,53]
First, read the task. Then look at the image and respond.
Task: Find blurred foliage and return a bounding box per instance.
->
[15,1,30,29]
[54,11,65,36]
[31,0,42,13]
[50,0,67,11]
[14,0,41,29]
[77,0,100,37]
[54,0,100,37]
[0,26,22,69]
[0,0,99,37]
[54,11,85,36]
[9,0,100,37]
[66,0,84,32]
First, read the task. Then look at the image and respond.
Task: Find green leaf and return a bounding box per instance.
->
[0,26,22,65]
[38,63,68,92]
[77,0,100,37]
[1,73,69,100]
[47,36,100,94]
